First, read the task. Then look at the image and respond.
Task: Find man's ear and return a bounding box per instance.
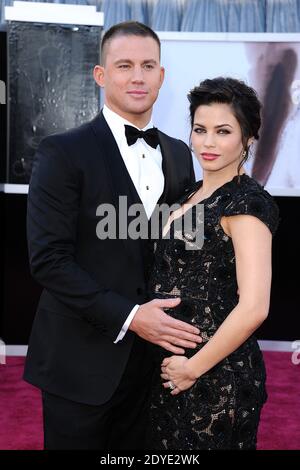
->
[159,66,165,89]
[93,65,105,88]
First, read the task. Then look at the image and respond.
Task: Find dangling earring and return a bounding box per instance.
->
[237,149,247,181]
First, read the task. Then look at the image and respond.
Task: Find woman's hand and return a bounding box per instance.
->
[160,356,197,395]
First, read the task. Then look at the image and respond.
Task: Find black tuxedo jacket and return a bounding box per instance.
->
[24,111,195,405]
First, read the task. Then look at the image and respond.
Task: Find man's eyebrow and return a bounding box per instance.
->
[114,59,158,65]
[114,59,132,64]
[142,59,158,64]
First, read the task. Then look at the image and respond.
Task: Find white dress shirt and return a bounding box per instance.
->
[103,105,164,218]
[102,105,165,342]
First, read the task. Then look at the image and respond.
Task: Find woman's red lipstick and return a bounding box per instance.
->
[201,153,220,161]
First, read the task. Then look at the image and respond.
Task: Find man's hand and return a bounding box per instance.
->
[129,298,202,354]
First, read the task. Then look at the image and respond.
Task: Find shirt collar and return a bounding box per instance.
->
[103,104,154,147]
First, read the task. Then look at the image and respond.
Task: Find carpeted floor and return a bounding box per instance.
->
[0,351,299,450]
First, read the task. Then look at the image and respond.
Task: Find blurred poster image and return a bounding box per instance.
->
[246,43,300,190]
[155,35,300,195]
[7,21,100,184]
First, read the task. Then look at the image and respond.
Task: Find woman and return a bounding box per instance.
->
[147,77,279,450]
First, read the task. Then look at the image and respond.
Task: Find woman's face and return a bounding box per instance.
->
[191,102,251,175]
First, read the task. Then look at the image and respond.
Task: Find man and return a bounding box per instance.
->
[24,21,201,450]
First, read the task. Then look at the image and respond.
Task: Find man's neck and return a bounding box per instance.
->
[104,103,152,129]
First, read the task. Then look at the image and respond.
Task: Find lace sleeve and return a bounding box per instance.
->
[222,190,279,236]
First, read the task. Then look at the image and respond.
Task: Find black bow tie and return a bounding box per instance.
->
[124,124,159,149]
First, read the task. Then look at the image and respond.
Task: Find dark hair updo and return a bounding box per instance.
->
[188,77,262,173]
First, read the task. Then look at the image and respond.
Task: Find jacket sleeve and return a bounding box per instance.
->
[27,136,136,341]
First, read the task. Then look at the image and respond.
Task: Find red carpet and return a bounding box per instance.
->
[257,351,300,450]
[0,352,299,450]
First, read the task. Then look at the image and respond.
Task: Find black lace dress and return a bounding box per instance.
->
[147,174,279,450]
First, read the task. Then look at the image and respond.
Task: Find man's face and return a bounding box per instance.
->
[94,35,165,125]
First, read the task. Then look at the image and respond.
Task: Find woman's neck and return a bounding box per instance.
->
[201,168,246,198]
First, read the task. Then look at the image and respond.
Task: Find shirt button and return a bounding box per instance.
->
[142,154,145,158]
[146,185,149,190]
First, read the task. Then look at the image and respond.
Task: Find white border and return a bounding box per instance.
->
[1,32,300,196]
[13,0,97,12]
[258,340,295,352]
[266,187,300,197]
[6,345,28,356]
[157,31,300,197]
[3,342,294,357]
[1,183,299,196]
[5,1,104,26]
[0,184,29,194]
[157,32,300,42]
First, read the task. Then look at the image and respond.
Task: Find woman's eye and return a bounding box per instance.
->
[193,128,230,135]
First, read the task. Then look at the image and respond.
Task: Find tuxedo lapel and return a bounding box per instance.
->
[91,112,143,207]
[91,112,146,269]
[157,131,177,205]
[90,115,188,273]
